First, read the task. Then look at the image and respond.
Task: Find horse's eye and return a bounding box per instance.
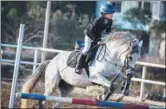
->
[128,55,133,60]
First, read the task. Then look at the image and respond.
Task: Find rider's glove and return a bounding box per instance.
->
[97,41,105,45]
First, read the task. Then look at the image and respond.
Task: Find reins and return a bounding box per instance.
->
[96,44,124,68]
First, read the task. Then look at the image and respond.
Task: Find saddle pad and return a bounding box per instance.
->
[67,51,81,68]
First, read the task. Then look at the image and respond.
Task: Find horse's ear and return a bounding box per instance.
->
[138,40,143,47]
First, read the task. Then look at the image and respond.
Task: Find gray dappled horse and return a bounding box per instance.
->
[21,32,143,108]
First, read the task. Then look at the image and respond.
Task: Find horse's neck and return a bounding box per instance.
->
[88,45,123,78]
[95,44,119,61]
[93,44,122,71]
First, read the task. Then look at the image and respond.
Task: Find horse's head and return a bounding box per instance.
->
[105,32,143,77]
[120,40,143,77]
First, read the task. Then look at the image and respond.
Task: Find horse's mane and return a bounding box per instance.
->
[105,31,138,46]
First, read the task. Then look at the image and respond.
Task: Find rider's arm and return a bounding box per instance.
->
[105,19,113,34]
[88,18,102,41]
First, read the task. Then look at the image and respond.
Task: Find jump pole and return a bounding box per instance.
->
[16,93,164,109]
[8,24,25,108]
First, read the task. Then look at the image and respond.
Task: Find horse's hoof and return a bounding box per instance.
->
[96,95,102,101]
[114,94,124,102]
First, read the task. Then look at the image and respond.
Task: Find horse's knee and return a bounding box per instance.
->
[45,87,53,95]
[45,79,58,94]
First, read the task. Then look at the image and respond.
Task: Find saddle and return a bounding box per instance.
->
[66,40,98,76]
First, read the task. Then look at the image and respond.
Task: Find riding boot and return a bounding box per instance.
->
[75,53,86,74]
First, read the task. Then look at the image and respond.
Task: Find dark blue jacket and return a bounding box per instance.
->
[84,17,112,42]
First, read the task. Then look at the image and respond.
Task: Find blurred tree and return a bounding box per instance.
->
[49,5,90,50]
[149,20,166,35]
[148,20,166,57]
[1,1,95,49]
[1,1,28,43]
[116,7,152,54]
[124,7,151,26]
[48,2,95,50]
[123,6,165,60]
[1,1,47,46]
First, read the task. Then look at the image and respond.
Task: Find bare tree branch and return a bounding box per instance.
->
[2,23,17,37]
[23,35,42,45]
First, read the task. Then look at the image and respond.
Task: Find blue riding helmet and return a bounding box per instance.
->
[101,4,115,14]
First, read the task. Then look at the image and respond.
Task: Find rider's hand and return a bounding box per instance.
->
[97,41,105,45]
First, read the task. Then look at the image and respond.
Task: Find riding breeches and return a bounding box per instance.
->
[82,35,93,55]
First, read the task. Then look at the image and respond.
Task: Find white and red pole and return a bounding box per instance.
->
[16,93,163,109]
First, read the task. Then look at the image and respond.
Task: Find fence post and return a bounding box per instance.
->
[140,66,147,101]
[41,1,51,62]
[33,49,38,74]
[163,88,166,101]
[8,24,25,108]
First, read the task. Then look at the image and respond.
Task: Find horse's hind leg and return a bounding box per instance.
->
[39,85,53,108]
[39,83,55,108]
[52,80,74,108]
[39,66,61,108]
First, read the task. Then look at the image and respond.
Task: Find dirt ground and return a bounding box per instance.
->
[1,80,165,108]
[1,81,108,108]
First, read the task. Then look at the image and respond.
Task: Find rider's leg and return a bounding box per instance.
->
[75,54,86,74]
[82,35,93,55]
[75,35,92,74]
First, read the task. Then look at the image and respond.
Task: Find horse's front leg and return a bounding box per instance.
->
[96,84,115,101]
[95,73,120,101]
[102,85,115,101]
[90,73,111,88]
[90,73,116,101]
[114,77,131,102]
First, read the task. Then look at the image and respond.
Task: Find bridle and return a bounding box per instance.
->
[96,41,140,96]
[96,43,136,75]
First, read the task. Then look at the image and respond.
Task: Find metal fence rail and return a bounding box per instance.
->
[1,43,165,104]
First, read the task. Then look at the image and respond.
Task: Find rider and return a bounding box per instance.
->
[75,4,115,74]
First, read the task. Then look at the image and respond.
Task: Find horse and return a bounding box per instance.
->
[21,31,143,108]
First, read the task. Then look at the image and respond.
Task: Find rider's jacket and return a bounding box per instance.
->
[84,16,113,42]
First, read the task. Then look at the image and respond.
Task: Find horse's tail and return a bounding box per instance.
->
[21,60,50,108]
